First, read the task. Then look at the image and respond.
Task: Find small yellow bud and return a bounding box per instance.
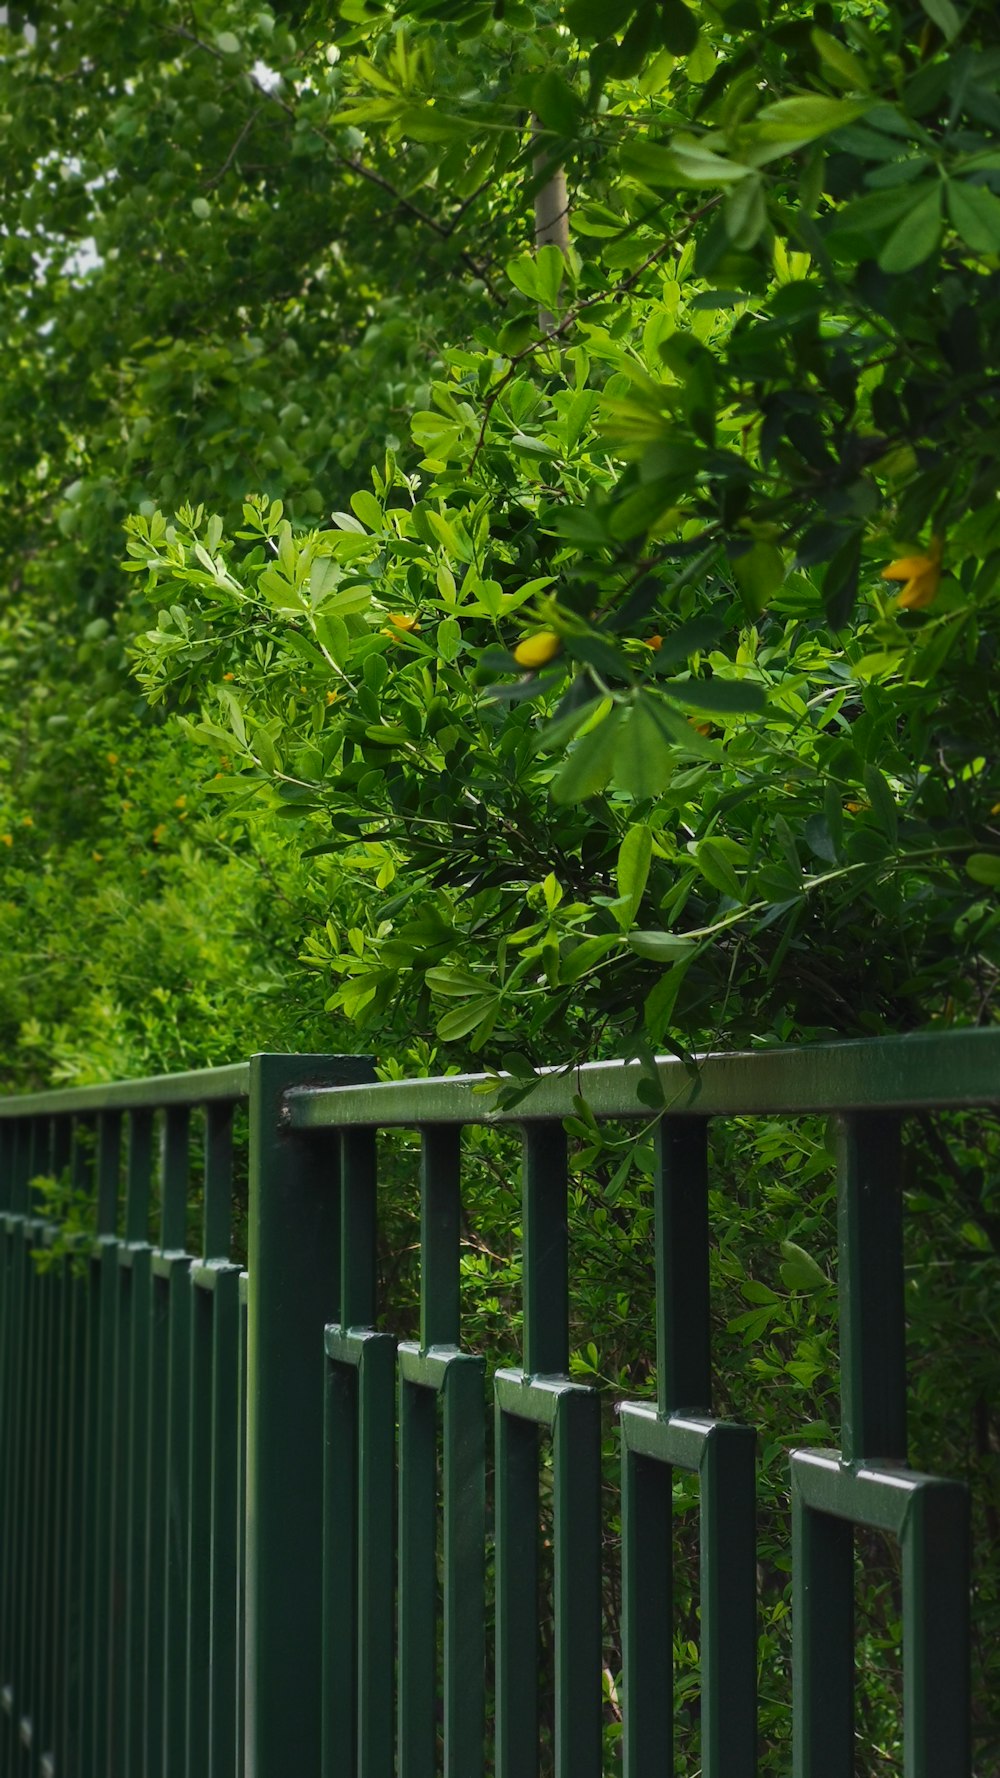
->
[514,631,561,668]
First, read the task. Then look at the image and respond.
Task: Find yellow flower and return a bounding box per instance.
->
[514,630,561,668]
[387,612,419,632]
[881,535,943,609]
[1,834,11,847]
[645,635,663,651]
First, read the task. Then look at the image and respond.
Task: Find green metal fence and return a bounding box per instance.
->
[0,1029,989,1777]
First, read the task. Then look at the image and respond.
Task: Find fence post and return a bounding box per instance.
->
[244,1053,374,1778]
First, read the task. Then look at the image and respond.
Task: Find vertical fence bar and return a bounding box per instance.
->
[188,1100,237,1778]
[700,1425,757,1778]
[90,1109,122,1778]
[123,1110,154,1778]
[31,1218,53,1772]
[521,1122,568,1380]
[552,1387,601,1778]
[16,1118,45,1766]
[399,1127,462,1778]
[0,1119,14,1746]
[161,1104,193,1778]
[349,1132,396,1778]
[495,1404,539,1778]
[622,1446,672,1778]
[208,1263,242,1778]
[322,1353,355,1778]
[792,1488,854,1777]
[398,1380,437,1778]
[902,1482,970,1778]
[837,1113,906,1465]
[442,1354,485,1778]
[59,1119,92,1776]
[235,1272,248,1778]
[245,1053,373,1778]
[42,1117,70,1778]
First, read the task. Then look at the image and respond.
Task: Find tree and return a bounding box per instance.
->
[3,5,1000,1767]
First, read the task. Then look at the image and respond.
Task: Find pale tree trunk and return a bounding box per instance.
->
[531,116,569,330]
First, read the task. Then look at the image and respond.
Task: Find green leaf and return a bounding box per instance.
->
[697,839,743,903]
[425,965,485,997]
[617,823,653,915]
[531,71,582,136]
[350,490,383,531]
[878,184,942,272]
[535,244,567,315]
[643,960,691,1034]
[534,693,604,755]
[754,96,870,145]
[966,853,1000,887]
[947,179,1000,253]
[436,994,500,1042]
[779,1240,830,1293]
[436,617,462,662]
[649,617,725,666]
[811,28,870,90]
[551,708,622,803]
[724,175,767,249]
[613,699,675,798]
[730,541,785,613]
[804,813,838,866]
[628,930,697,960]
[664,676,766,715]
[862,764,898,845]
[695,838,745,900]
[660,0,699,55]
[919,0,962,41]
[622,139,750,189]
[561,934,621,984]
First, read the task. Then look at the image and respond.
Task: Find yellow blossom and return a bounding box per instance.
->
[881,535,943,610]
[326,690,338,705]
[106,751,118,766]
[387,612,419,632]
[174,795,186,809]
[514,631,561,668]
[1,834,11,847]
[151,823,166,844]
[21,816,32,826]
[645,635,663,651]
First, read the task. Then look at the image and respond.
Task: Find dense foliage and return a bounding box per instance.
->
[2,0,1000,1768]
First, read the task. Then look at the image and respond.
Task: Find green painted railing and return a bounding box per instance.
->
[0,1029,988,1777]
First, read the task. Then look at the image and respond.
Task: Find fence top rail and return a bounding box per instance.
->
[0,1059,251,1120]
[284,1028,1000,1129]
